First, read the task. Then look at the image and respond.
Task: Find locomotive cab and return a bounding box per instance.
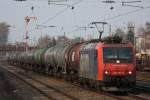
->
[79,42,136,91]
[98,43,136,91]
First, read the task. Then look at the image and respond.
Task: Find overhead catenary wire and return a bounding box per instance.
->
[41,0,83,25]
[42,0,148,27]
[28,0,150,36]
[104,5,150,21]
[71,5,150,36]
[30,0,144,26]
[41,7,69,25]
[28,0,83,32]
[66,5,150,35]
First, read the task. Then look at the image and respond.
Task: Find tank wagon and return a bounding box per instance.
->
[33,48,47,72]
[7,42,136,91]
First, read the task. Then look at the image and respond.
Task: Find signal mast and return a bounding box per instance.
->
[24,16,37,52]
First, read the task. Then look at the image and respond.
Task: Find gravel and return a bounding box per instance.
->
[0,66,47,100]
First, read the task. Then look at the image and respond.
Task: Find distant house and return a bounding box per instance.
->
[135,34,150,55]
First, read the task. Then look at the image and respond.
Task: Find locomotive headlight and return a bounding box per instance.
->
[104,70,109,75]
[128,71,132,75]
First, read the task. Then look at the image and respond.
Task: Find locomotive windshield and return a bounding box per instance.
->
[103,47,133,63]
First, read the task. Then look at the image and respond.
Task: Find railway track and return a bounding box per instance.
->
[137,72,150,79]
[0,64,117,100]
[0,65,51,100]
[1,63,150,100]
[73,80,150,100]
[137,71,150,75]
[136,81,150,91]
[0,65,79,100]
[136,71,150,91]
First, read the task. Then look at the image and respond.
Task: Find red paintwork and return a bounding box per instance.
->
[96,43,104,80]
[66,43,83,72]
[96,42,135,80]
[102,43,133,48]
[104,64,135,76]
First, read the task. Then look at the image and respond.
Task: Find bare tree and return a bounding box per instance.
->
[137,27,145,37]
[37,35,51,48]
[114,28,125,38]
[145,22,150,35]
[137,22,150,52]
[137,22,150,37]
[71,37,84,44]
[55,36,70,45]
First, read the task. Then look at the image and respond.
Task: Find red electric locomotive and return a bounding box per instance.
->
[79,42,136,91]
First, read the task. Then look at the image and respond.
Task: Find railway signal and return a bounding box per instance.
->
[24,16,37,52]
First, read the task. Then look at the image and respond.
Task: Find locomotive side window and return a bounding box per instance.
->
[103,47,133,63]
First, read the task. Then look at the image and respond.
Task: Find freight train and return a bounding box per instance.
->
[7,41,136,91]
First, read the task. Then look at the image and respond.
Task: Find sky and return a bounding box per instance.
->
[0,0,150,45]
